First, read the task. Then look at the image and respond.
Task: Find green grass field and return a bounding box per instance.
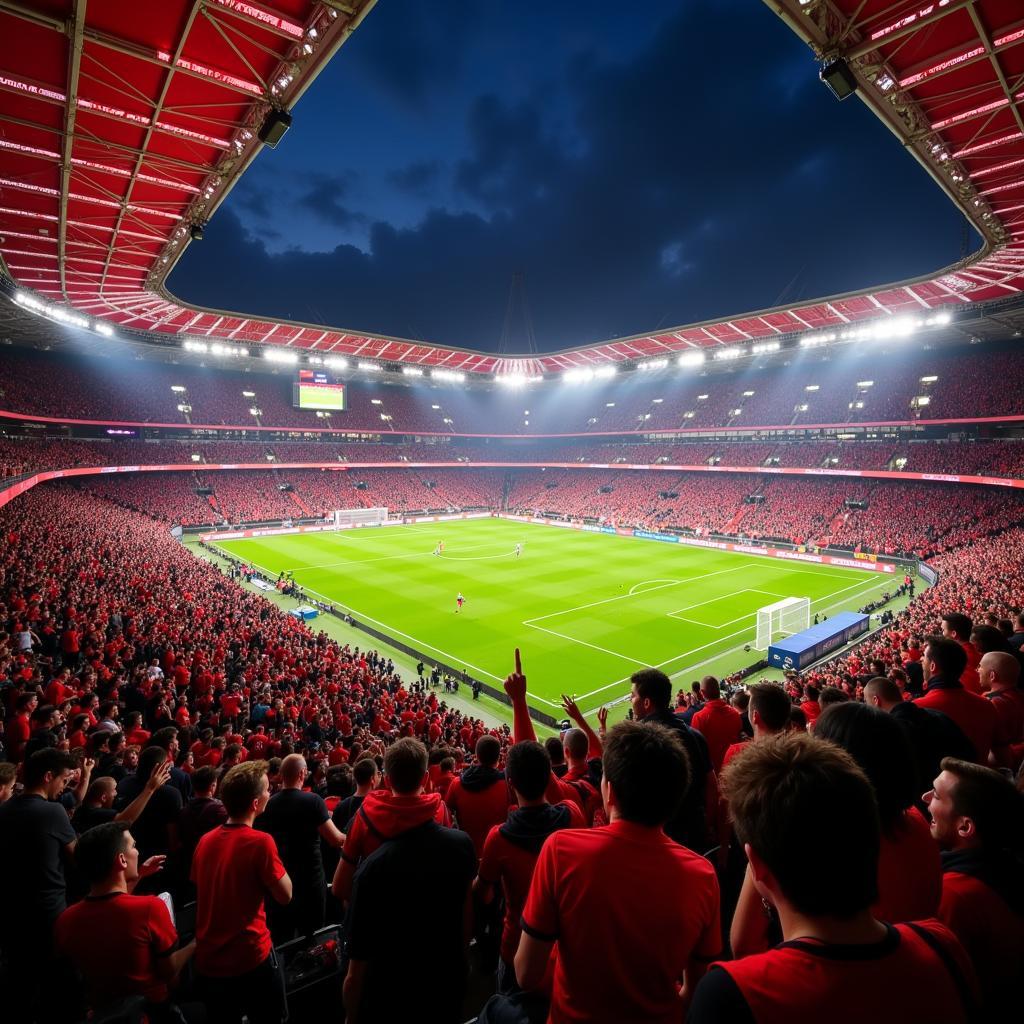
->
[213,519,896,716]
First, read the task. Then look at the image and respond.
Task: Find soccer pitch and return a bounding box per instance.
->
[212,519,895,716]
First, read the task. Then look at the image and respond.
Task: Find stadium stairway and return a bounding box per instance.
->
[723,506,747,533]
[289,490,313,517]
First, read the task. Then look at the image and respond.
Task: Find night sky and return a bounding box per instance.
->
[167,0,975,353]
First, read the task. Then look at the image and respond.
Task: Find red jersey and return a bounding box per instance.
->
[691,699,743,772]
[521,819,721,1024]
[916,680,997,763]
[191,824,286,977]
[938,862,1024,1011]
[478,801,585,967]
[874,808,942,924]
[693,920,976,1024]
[55,893,177,1005]
[445,768,510,858]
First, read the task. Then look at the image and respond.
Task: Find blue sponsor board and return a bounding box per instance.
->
[601,525,618,535]
[633,529,679,544]
[767,611,870,671]
[919,564,938,586]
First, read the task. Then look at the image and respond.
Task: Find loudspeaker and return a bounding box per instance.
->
[259,108,293,148]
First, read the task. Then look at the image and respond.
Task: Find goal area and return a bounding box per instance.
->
[331,507,388,527]
[754,596,810,650]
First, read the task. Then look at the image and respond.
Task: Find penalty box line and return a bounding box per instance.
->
[571,572,892,710]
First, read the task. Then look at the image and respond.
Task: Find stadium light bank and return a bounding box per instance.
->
[14,290,112,336]
[799,312,951,347]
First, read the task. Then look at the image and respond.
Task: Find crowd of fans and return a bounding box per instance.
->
[0,475,1021,1022]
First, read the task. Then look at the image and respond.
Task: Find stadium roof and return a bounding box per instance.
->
[0,0,1023,377]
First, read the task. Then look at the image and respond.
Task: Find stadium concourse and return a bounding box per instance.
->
[4,0,1024,1021]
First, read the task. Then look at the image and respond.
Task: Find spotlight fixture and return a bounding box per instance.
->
[190,222,205,241]
[258,108,293,149]
[820,58,857,101]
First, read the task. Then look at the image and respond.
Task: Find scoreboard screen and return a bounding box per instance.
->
[293,369,346,410]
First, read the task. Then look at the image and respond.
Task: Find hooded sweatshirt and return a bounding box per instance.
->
[479,801,585,967]
[341,790,452,870]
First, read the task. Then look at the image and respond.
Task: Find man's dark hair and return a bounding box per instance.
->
[0,762,16,786]
[815,702,917,833]
[941,613,973,642]
[789,706,807,731]
[440,756,456,772]
[384,738,428,794]
[24,747,78,788]
[475,734,501,768]
[818,686,848,708]
[30,705,55,726]
[544,737,564,764]
[97,701,117,720]
[748,683,791,733]
[940,757,1024,852]
[191,765,218,794]
[150,726,178,752]
[803,684,819,701]
[137,746,168,780]
[563,728,589,761]
[327,765,354,799]
[723,733,879,918]
[970,625,1006,655]
[603,722,690,827]
[75,822,132,885]
[353,757,379,787]
[506,741,552,802]
[630,668,672,711]
[924,635,968,680]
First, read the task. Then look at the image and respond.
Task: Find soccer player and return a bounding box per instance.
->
[456,592,465,613]
[434,540,444,556]
[514,542,522,558]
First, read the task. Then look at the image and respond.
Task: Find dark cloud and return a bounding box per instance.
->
[170,4,972,351]
[294,173,367,229]
[342,0,483,108]
[387,160,442,194]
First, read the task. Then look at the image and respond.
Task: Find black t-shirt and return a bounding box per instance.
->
[345,821,476,1022]
[642,709,713,852]
[72,803,117,834]
[115,775,182,861]
[256,788,329,886]
[331,793,365,835]
[0,793,77,931]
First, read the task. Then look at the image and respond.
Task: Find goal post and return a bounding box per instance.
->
[331,507,388,527]
[754,596,811,651]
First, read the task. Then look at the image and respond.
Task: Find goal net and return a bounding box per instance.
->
[754,596,810,650]
[332,507,388,527]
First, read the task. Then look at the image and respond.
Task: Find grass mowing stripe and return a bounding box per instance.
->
[212,520,898,718]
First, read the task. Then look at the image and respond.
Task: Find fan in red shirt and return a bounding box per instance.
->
[56,822,195,1015]
[915,636,997,763]
[476,740,585,994]
[814,702,941,924]
[691,675,743,773]
[444,734,510,859]
[926,757,1024,1013]
[331,737,452,904]
[978,651,1024,769]
[516,721,721,1023]
[690,733,978,1024]
[191,760,292,1024]
[941,613,982,694]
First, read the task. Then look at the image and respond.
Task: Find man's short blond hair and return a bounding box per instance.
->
[220,760,269,817]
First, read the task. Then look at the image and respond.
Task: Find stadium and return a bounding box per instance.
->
[0,1,1022,1022]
